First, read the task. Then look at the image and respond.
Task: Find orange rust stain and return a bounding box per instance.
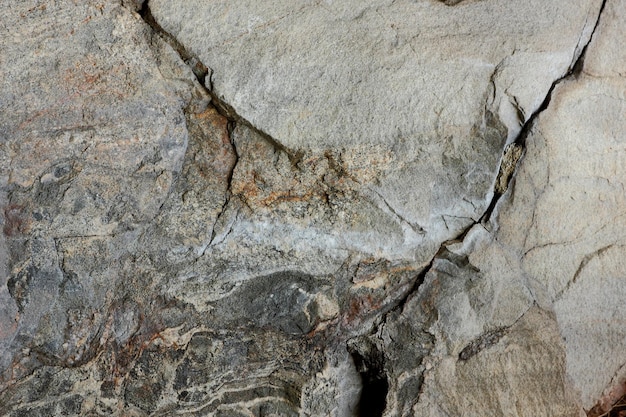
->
[353,258,416,284]
[232,171,260,199]
[104,306,187,380]
[232,170,328,208]
[190,107,236,178]
[195,107,227,134]
[344,294,382,324]
[307,318,334,337]
[259,189,323,206]
[19,61,132,130]
[83,73,101,85]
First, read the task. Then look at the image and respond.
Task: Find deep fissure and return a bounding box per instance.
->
[348,340,389,417]
[481,0,606,224]
[137,1,608,415]
[355,3,608,411]
[139,1,303,167]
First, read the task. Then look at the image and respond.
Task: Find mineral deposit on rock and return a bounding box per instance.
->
[1,0,624,416]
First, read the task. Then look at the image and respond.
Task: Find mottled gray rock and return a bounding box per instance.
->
[0,0,217,412]
[1,0,625,416]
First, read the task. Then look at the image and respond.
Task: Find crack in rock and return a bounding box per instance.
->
[458,327,507,361]
[439,0,476,5]
[347,337,389,417]
[139,2,303,167]
[556,244,615,300]
[355,4,611,405]
[456,302,534,363]
[4,0,610,416]
[207,121,239,248]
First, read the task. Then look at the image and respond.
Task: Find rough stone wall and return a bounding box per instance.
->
[0,0,625,416]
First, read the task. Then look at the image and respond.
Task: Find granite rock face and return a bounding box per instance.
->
[0,0,624,416]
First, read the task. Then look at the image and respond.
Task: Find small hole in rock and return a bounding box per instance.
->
[348,341,389,417]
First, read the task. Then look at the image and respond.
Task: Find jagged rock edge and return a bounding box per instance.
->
[138,2,303,167]
[135,1,608,414]
[483,0,606,224]
[390,0,607,319]
[138,1,311,247]
[138,0,603,265]
[353,2,608,412]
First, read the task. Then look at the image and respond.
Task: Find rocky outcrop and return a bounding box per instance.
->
[0,0,624,416]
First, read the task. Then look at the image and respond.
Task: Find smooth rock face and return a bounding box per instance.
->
[149,0,596,148]
[1,0,624,416]
[406,1,626,415]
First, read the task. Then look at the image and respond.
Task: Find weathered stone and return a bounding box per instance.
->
[403,1,626,414]
[1,0,624,415]
[415,307,580,417]
[149,0,600,149]
[0,0,204,401]
[148,0,602,262]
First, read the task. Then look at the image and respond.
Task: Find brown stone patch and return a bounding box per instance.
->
[589,383,626,417]
[3,204,31,237]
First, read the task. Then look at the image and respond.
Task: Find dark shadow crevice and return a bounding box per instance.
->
[347,339,389,417]
[138,2,303,167]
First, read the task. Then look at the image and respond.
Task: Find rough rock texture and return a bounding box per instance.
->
[0,0,625,416]
[149,0,602,258]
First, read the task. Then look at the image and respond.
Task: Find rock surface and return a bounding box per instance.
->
[0,0,624,416]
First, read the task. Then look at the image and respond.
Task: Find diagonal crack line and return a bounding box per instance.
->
[138,2,243,253]
[207,134,239,250]
[138,0,607,317]
[138,2,303,167]
[368,188,425,235]
[513,0,607,148]
[480,0,607,224]
[555,244,615,300]
[513,0,607,150]
[138,2,209,85]
[381,0,608,319]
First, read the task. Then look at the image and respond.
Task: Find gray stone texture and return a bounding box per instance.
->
[1,0,625,416]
